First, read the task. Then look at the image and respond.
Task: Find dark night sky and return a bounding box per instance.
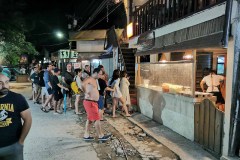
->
[1,0,127,54]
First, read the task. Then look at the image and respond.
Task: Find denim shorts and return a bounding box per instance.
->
[0,142,23,160]
[98,96,105,110]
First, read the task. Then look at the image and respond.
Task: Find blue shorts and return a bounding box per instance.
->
[98,96,104,110]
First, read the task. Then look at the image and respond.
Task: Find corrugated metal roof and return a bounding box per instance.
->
[69,29,124,41]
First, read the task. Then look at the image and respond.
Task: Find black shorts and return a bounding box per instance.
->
[47,88,54,95]
[65,88,72,98]
[53,90,63,101]
[211,92,225,104]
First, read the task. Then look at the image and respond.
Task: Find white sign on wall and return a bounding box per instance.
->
[73,62,81,69]
[59,50,78,59]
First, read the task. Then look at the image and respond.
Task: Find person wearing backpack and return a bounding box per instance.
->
[73,68,84,115]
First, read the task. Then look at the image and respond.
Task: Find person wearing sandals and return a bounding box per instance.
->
[41,63,54,112]
[52,68,69,114]
[97,70,114,121]
[81,68,111,141]
[120,71,132,112]
[109,69,131,118]
[62,63,74,109]
[74,68,84,115]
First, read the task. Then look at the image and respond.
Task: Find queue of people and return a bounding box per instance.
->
[27,63,133,140]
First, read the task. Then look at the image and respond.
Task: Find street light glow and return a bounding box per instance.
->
[56,31,64,39]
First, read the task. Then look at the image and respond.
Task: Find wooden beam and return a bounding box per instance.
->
[192,49,196,96]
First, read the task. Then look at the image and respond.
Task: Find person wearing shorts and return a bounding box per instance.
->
[51,68,69,114]
[81,68,111,141]
[97,70,114,121]
[42,63,54,112]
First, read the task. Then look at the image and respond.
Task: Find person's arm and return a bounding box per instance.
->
[105,86,114,92]
[30,73,35,82]
[200,80,206,92]
[19,109,32,145]
[57,83,69,90]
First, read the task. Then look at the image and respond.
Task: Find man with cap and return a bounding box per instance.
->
[0,66,32,160]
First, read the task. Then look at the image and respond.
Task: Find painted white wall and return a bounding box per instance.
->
[76,40,105,52]
[101,58,113,78]
[129,2,227,48]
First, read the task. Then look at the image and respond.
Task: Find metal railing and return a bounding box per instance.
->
[133,0,226,37]
[106,26,127,71]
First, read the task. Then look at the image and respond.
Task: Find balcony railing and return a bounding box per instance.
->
[133,0,226,37]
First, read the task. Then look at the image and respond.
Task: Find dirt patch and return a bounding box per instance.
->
[77,113,179,160]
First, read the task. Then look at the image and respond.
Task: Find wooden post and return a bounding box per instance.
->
[192,50,196,97]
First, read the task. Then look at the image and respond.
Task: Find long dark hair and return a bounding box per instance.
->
[110,69,120,85]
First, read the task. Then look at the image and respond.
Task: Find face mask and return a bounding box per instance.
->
[0,88,9,96]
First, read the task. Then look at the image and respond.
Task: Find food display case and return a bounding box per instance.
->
[135,61,215,141]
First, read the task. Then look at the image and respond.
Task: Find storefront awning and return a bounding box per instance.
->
[135,16,225,56]
[69,30,106,41]
[135,32,223,56]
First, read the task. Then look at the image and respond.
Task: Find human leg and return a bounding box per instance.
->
[112,98,118,117]
[75,95,81,114]
[119,97,131,116]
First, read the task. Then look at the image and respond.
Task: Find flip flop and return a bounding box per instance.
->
[41,107,49,113]
[125,115,131,117]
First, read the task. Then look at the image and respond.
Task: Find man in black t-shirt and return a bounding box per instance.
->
[0,67,32,160]
[52,68,69,114]
[62,63,74,109]
[97,71,114,121]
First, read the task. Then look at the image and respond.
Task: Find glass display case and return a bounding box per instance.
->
[136,62,194,95]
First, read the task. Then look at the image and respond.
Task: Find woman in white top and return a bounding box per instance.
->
[120,71,131,107]
[74,68,83,115]
[109,69,131,118]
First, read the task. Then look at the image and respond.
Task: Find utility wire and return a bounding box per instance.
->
[77,0,110,31]
[41,42,69,47]
[88,2,123,29]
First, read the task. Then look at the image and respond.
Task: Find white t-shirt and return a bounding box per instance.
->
[202,74,224,92]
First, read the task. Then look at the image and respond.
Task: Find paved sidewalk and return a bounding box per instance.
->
[126,113,217,160]
[10,83,99,160]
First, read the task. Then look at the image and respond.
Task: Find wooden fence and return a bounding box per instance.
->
[194,99,224,157]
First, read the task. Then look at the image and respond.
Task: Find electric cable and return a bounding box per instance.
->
[88,2,123,29]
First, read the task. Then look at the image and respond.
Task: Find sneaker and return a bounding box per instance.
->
[83,136,94,141]
[98,134,112,141]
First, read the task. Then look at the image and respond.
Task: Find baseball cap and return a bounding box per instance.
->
[0,66,11,79]
[54,68,60,73]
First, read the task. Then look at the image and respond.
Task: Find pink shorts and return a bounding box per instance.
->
[83,100,100,121]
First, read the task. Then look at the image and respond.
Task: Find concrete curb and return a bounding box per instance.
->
[126,114,217,160]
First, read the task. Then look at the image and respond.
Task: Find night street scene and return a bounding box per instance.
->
[0,0,240,159]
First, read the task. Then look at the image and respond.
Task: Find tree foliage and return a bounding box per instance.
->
[0,0,38,66]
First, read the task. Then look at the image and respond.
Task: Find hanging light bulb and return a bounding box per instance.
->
[183,51,193,60]
[159,53,167,62]
[113,0,121,4]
